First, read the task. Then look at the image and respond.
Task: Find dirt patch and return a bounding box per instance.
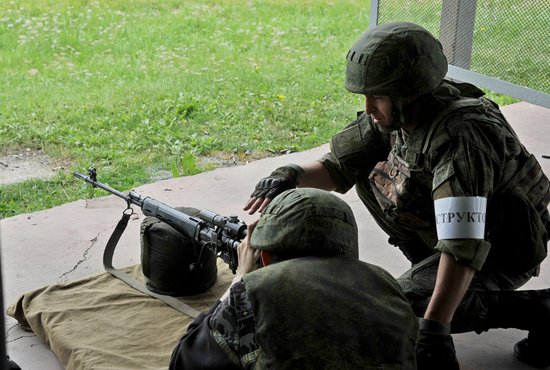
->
[146,151,276,182]
[0,148,284,186]
[0,148,64,186]
[197,149,285,169]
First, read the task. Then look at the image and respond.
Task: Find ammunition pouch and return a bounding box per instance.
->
[369,152,432,231]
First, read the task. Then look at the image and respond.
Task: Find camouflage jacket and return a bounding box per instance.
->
[218,256,417,369]
[172,256,418,369]
[322,81,550,272]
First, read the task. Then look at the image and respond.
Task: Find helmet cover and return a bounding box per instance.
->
[251,188,359,258]
[345,22,448,98]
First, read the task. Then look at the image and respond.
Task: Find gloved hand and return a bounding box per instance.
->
[250,164,305,200]
[416,318,460,370]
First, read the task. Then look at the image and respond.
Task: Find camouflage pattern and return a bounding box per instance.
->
[397,253,535,334]
[209,281,259,368]
[322,80,550,272]
[320,78,550,336]
[250,188,359,258]
[321,112,421,246]
[244,256,418,369]
[345,22,449,132]
[208,188,418,369]
[345,22,448,98]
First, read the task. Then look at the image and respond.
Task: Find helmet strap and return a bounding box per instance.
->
[387,94,428,133]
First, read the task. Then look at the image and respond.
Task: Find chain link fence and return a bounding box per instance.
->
[374,0,550,98]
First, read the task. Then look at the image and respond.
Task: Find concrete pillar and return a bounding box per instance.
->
[439,0,477,69]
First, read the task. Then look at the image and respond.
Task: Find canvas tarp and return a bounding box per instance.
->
[7,261,232,370]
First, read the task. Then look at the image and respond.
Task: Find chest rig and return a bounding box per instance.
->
[368,98,483,231]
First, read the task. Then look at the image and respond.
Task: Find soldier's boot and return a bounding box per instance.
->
[515,333,549,369]
[483,288,550,368]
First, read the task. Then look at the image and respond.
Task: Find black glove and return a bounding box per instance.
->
[416,318,460,370]
[250,164,305,200]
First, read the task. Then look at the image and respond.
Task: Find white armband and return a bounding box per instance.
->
[434,196,487,239]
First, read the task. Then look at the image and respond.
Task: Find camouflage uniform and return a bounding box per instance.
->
[203,256,418,370]
[170,188,418,369]
[244,22,550,367]
[321,79,550,333]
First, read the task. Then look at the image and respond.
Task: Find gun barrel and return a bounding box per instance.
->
[73,172,131,203]
[74,169,243,272]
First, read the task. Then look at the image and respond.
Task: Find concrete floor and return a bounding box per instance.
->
[2,101,549,369]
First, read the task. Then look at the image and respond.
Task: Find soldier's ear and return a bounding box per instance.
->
[260,250,272,267]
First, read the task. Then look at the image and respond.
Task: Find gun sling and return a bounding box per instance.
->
[103,211,201,318]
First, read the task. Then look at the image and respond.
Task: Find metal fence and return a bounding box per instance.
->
[370,0,550,109]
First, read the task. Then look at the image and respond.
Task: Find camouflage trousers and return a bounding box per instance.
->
[397,253,535,333]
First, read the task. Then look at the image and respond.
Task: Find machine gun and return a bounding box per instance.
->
[73,168,246,273]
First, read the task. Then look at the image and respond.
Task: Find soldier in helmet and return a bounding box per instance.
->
[244,22,550,369]
[170,188,418,369]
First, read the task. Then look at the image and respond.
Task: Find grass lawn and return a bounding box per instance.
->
[0,0,536,218]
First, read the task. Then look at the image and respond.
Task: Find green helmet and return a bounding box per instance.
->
[345,22,447,97]
[250,188,359,258]
[345,22,448,131]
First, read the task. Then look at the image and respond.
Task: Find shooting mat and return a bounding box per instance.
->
[6,261,232,370]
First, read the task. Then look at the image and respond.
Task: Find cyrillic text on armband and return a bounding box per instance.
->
[434,196,487,239]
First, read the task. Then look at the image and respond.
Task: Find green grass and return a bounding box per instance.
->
[378,0,549,93]
[0,0,541,218]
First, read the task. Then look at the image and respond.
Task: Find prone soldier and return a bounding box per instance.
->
[170,188,418,369]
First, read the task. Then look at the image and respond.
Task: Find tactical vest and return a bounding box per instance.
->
[365,82,550,272]
[368,96,485,231]
[243,256,417,370]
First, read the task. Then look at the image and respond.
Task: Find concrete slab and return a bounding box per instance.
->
[2,102,549,369]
